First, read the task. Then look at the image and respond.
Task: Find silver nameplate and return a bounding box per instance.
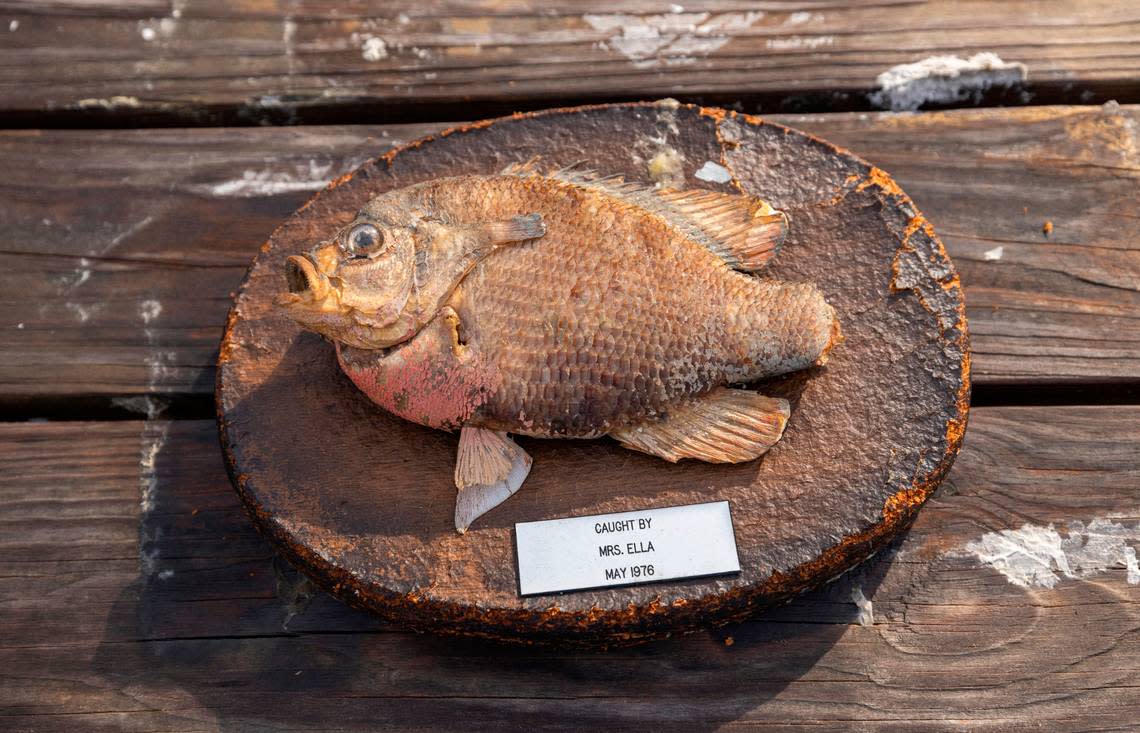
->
[514,501,740,596]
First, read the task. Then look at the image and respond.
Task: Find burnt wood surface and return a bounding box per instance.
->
[215,102,969,644]
[2,1,1139,125]
[2,406,1137,730]
[3,105,1138,413]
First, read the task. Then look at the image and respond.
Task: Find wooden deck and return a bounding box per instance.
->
[2,2,1138,730]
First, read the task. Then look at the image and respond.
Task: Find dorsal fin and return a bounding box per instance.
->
[655,189,788,271]
[500,157,545,176]
[500,160,787,271]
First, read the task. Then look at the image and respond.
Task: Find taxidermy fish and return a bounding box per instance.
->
[278,163,841,532]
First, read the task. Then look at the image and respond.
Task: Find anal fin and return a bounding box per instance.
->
[610,388,790,463]
[655,189,788,271]
[454,427,532,533]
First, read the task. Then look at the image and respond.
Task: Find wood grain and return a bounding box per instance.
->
[2,1,1139,124]
[2,105,1136,408]
[2,406,1136,730]
[0,123,445,403]
[800,105,1140,386]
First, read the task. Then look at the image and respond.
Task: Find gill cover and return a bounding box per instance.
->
[278,183,546,350]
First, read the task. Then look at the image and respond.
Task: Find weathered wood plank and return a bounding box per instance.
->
[2,105,1137,406]
[0,123,445,403]
[2,1,1139,124]
[1,406,1137,730]
[793,105,1140,386]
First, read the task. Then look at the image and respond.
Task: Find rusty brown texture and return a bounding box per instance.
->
[216,102,970,646]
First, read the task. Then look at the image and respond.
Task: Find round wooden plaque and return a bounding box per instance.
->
[217,102,969,646]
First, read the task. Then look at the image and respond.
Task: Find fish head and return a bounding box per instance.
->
[277,214,419,349]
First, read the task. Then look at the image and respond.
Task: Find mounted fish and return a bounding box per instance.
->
[278,162,841,533]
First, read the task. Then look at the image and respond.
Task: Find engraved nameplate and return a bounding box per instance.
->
[515,501,740,596]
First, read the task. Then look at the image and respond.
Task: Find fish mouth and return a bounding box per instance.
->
[285,255,319,295]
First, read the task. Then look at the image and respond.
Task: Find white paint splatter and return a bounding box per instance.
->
[140,547,161,577]
[983,246,1004,261]
[397,13,410,25]
[767,35,834,51]
[138,422,166,514]
[694,160,732,183]
[9,19,18,32]
[193,159,341,198]
[139,16,175,43]
[202,170,325,197]
[112,396,166,418]
[143,352,176,383]
[16,323,24,329]
[785,11,813,26]
[871,52,1027,111]
[584,11,763,69]
[138,418,170,577]
[75,258,91,287]
[361,35,388,61]
[139,299,176,388]
[282,17,297,72]
[140,299,162,324]
[66,302,99,323]
[965,518,1140,589]
[109,216,154,249]
[158,569,175,580]
[55,257,91,292]
[136,294,172,579]
[75,96,142,110]
[668,4,684,13]
[850,586,873,626]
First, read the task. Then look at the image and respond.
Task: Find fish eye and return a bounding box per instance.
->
[344,222,384,257]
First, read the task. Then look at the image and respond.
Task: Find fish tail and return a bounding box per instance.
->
[731,281,840,380]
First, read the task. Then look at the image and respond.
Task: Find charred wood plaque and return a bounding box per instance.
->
[217,102,969,646]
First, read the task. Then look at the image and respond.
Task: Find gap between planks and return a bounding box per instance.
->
[3,85,1137,131]
[3,381,1140,423]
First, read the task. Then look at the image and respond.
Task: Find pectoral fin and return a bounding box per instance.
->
[610,388,790,463]
[454,427,532,533]
[482,213,546,245]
